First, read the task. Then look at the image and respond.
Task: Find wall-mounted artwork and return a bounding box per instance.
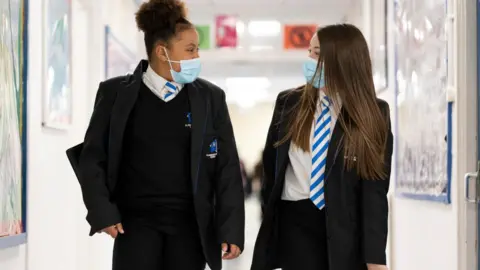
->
[215,15,238,48]
[196,25,211,50]
[105,26,136,79]
[42,0,71,129]
[394,0,452,203]
[283,24,317,50]
[0,0,28,249]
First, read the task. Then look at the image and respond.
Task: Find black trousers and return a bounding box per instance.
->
[112,219,205,270]
[279,199,329,270]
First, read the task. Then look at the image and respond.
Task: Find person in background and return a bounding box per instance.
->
[240,159,253,198]
[252,153,265,199]
[251,24,393,270]
[68,1,244,270]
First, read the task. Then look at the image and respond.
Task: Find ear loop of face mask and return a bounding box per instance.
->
[162,47,180,70]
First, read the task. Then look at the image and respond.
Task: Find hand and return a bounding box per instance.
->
[100,223,124,238]
[221,243,241,260]
[367,264,388,270]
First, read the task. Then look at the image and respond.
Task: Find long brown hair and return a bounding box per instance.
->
[278,24,389,180]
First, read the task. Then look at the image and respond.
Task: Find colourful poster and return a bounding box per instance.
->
[43,0,72,129]
[196,25,211,50]
[105,26,136,79]
[0,0,27,247]
[215,15,237,48]
[283,24,317,50]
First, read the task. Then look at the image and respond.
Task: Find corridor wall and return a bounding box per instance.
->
[385,0,473,269]
[0,0,141,270]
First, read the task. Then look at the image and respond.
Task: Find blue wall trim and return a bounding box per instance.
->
[22,0,29,236]
[0,234,27,249]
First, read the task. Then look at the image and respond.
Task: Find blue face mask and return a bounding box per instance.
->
[303,58,325,88]
[164,48,202,84]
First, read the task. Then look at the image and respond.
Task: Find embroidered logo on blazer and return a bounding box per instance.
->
[207,139,218,159]
[185,112,192,128]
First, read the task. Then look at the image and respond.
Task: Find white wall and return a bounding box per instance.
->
[0,0,140,270]
[385,0,475,269]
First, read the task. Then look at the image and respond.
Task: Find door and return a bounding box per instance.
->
[464,2,480,269]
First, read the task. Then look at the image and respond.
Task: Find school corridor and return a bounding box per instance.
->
[0,0,479,269]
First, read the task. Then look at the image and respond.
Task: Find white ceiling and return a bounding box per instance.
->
[182,0,354,7]
[136,0,359,23]
[133,0,367,105]
[138,0,354,5]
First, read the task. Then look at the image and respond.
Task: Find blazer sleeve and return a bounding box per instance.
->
[214,90,245,251]
[361,103,394,265]
[78,83,121,235]
[261,93,283,214]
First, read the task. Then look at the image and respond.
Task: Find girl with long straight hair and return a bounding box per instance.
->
[251,24,393,270]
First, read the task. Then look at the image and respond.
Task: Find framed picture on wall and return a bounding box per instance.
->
[0,0,29,249]
[393,0,452,203]
[41,0,72,129]
[105,26,136,79]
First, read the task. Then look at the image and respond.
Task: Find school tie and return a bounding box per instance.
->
[310,96,331,210]
[162,81,178,102]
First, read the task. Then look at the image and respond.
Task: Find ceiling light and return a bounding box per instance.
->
[236,21,245,35]
[247,20,281,37]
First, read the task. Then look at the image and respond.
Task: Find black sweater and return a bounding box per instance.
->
[117,82,195,233]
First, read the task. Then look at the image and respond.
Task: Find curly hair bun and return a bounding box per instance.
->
[135,0,188,33]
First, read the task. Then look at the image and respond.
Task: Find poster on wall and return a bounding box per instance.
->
[0,0,28,249]
[215,15,237,48]
[105,26,136,79]
[283,24,317,50]
[196,25,211,50]
[394,0,452,203]
[42,0,72,129]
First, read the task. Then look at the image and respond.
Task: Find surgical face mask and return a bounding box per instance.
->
[163,48,201,84]
[303,58,325,89]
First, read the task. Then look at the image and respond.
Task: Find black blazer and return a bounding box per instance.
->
[66,60,245,270]
[251,89,393,270]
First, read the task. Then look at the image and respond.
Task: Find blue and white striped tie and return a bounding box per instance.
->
[310,96,331,210]
[163,81,178,102]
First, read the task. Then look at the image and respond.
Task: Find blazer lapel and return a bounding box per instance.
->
[187,82,208,194]
[107,60,146,184]
[275,92,298,181]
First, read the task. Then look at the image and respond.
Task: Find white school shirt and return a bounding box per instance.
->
[142,65,183,102]
[281,93,340,201]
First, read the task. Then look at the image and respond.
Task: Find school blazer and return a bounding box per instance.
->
[66,60,245,270]
[251,89,394,270]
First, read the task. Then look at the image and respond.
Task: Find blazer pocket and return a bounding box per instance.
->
[202,135,218,179]
[203,135,219,160]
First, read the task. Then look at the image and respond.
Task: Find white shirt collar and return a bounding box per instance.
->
[143,65,183,101]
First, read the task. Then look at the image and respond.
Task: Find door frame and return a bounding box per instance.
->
[456,0,478,269]
[476,0,480,268]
